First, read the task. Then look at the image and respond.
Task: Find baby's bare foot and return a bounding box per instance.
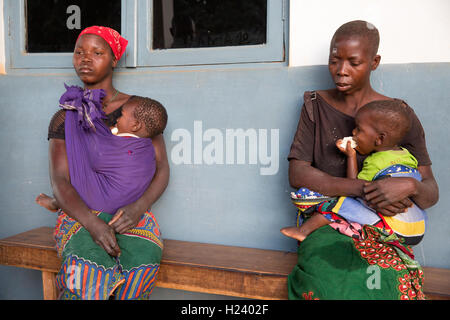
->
[35,193,58,212]
[280,226,307,242]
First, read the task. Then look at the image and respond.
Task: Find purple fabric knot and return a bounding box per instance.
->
[59,84,107,131]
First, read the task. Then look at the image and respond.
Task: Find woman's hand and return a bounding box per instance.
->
[109,202,145,234]
[363,177,415,216]
[85,217,121,257]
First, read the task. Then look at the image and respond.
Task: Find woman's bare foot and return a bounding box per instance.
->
[280,226,308,242]
[35,193,59,212]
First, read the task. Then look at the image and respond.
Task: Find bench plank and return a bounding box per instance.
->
[0,227,60,272]
[161,239,297,275]
[1,227,449,300]
[420,267,450,298]
[157,263,288,299]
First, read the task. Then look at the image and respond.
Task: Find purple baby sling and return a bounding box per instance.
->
[60,85,156,215]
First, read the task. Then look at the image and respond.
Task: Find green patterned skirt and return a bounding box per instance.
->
[54,210,163,300]
[287,224,425,300]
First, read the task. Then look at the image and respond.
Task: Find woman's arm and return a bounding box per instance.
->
[49,139,121,256]
[414,165,439,208]
[363,164,439,211]
[289,159,418,215]
[135,134,170,210]
[289,159,365,197]
[110,134,170,234]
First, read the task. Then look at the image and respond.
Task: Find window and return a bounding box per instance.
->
[139,0,285,66]
[5,0,285,69]
[6,0,128,69]
[26,0,121,53]
[152,0,267,50]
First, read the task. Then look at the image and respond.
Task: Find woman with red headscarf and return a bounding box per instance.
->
[44,26,169,300]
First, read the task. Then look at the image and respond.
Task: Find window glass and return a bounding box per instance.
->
[152,0,267,50]
[26,0,121,53]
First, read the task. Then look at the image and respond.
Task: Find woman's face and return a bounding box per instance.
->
[73,34,117,86]
[328,36,380,94]
[352,110,378,155]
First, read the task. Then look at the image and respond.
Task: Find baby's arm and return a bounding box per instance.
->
[336,139,358,179]
[345,153,358,179]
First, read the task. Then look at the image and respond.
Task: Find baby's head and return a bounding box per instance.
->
[353,100,411,155]
[116,96,168,138]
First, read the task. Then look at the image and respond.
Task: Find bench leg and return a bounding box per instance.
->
[42,271,58,300]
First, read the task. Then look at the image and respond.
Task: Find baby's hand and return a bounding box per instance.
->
[336,138,356,157]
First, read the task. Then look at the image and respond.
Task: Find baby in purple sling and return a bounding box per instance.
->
[36,87,168,216]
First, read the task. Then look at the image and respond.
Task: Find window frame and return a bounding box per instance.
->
[137,0,285,67]
[4,0,285,70]
[5,0,131,69]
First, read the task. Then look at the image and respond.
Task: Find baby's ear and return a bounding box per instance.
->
[131,120,142,133]
[375,132,385,146]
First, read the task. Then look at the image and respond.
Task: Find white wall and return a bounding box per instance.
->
[289,0,450,66]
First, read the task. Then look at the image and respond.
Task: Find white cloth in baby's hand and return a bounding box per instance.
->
[339,136,357,149]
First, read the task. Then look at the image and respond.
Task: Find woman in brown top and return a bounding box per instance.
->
[285,20,438,300]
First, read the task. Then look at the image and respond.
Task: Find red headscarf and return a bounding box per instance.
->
[77,26,128,61]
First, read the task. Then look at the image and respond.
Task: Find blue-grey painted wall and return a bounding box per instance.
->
[1,62,449,299]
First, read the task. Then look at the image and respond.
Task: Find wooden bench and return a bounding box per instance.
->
[1,227,449,300]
